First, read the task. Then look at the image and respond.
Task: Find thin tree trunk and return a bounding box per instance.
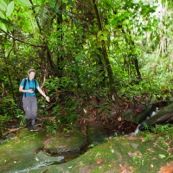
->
[122,29,142,80]
[29,0,55,80]
[56,0,64,78]
[91,0,115,93]
[1,35,15,100]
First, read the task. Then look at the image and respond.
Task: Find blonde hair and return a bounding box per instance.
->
[28,68,36,74]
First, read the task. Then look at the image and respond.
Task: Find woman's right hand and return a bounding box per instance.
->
[28,89,34,93]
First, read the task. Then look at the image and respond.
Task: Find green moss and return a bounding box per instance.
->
[39,130,173,173]
[43,130,85,154]
[0,129,46,173]
[0,128,173,173]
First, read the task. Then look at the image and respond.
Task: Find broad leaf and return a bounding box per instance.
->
[0,11,5,18]
[0,23,7,32]
[18,0,32,7]
[6,1,14,17]
[0,0,8,8]
[0,5,6,12]
[0,0,7,12]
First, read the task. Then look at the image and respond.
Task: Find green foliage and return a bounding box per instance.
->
[45,120,57,135]
[0,97,15,115]
[0,114,11,137]
[17,0,32,7]
[0,0,15,31]
[151,124,170,134]
[0,0,173,134]
[157,137,169,149]
[53,98,78,125]
[142,133,152,142]
[41,78,79,131]
[6,1,14,17]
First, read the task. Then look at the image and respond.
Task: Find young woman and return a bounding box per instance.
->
[19,69,50,131]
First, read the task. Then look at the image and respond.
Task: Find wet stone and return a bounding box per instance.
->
[36,151,65,164]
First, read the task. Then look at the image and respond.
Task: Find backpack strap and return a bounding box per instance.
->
[23,78,27,97]
[34,79,37,95]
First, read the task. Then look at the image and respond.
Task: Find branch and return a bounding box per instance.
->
[0,29,46,47]
[29,0,42,33]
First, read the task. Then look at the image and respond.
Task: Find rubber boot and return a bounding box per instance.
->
[26,119,32,130]
[30,119,38,132]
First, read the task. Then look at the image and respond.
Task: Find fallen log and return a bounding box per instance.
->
[139,103,173,130]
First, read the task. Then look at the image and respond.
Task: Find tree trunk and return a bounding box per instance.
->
[30,0,55,80]
[122,29,142,81]
[91,0,115,93]
[1,35,15,100]
[56,0,64,78]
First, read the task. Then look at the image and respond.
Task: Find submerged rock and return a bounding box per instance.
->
[36,151,65,164]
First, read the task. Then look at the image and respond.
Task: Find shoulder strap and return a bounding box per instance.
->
[23,78,27,97]
[34,79,37,95]
[23,78,27,89]
[34,79,36,89]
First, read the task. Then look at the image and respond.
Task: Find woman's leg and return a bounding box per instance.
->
[30,97,37,129]
[23,96,37,130]
[22,96,32,119]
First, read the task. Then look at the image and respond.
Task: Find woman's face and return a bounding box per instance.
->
[29,72,35,80]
